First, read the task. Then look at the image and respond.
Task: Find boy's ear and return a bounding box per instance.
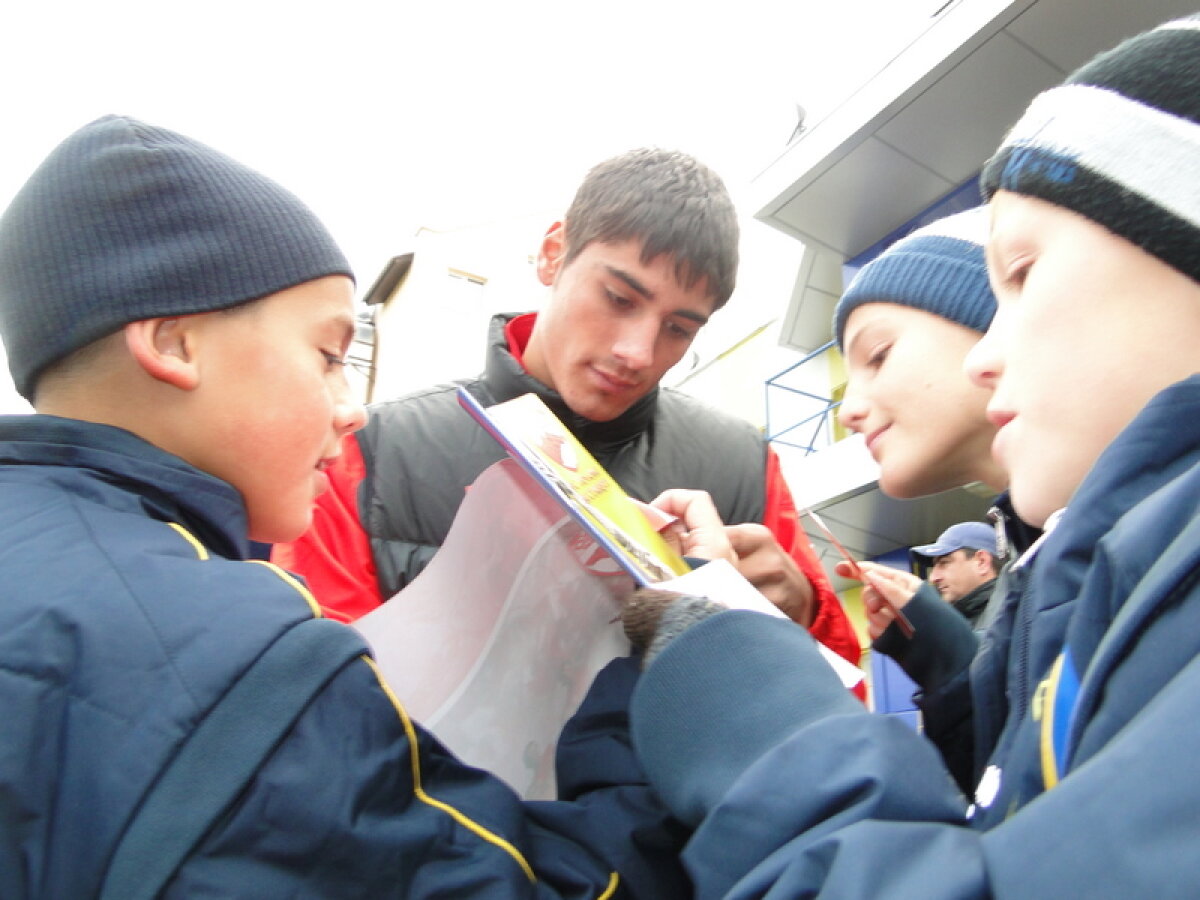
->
[123,318,200,390]
[536,221,567,286]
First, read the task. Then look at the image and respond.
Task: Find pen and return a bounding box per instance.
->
[803,508,915,638]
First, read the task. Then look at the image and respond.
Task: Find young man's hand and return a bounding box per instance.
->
[649,489,737,565]
[726,524,815,627]
[649,489,816,626]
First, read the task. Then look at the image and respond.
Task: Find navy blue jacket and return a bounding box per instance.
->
[631,376,1200,897]
[0,415,684,898]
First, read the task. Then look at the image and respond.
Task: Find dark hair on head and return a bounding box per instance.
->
[562,148,739,309]
[985,550,1001,576]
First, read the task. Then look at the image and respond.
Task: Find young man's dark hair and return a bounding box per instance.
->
[562,147,739,309]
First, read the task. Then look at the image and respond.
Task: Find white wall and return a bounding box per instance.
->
[369,214,550,402]
[667,216,810,428]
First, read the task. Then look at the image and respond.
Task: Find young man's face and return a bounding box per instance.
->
[929,549,992,604]
[839,303,1003,499]
[183,275,367,543]
[967,193,1200,528]
[522,226,716,422]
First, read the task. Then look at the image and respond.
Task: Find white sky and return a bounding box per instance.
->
[0,0,941,414]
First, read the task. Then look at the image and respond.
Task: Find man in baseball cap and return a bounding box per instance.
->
[911,521,999,626]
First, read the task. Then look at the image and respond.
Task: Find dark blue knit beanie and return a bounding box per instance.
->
[833,206,995,350]
[0,115,353,400]
[982,15,1200,285]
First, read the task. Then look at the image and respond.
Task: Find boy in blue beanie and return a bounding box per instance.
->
[613,15,1200,896]
[835,206,1004,499]
[0,116,685,897]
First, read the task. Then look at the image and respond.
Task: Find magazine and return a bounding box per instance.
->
[456,387,692,585]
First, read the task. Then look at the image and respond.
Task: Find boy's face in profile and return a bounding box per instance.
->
[523,227,714,423]
[967,192,1200,527]
[178,275,366,543]
[839,303,999,499]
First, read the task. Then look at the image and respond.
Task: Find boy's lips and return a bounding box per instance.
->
[314,455,339,494]
[590,365,639,394]
[864,425,890,457]
[986,410,1016,466]
[313,469,331,496]
[986,409,1015,429]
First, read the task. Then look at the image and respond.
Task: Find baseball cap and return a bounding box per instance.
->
[912,522,996,559]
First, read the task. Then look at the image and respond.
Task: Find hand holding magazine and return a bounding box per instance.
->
[455,388,693,585]
[354,389,862,799]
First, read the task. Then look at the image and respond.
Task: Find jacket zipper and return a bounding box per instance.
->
[988,504,1009,562]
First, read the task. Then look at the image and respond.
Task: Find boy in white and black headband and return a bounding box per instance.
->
[612,15,1200,896]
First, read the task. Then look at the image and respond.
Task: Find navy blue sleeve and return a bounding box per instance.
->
[630,608,1200,898]
[872,582,980,792]
[532,654,692,898]
[873,582,979,691]
[165,654,663,898]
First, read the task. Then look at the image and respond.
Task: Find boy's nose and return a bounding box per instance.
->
[964,311,1007,390]
[837,384,868,432]
[335,395,368,435]
[611,319,657,370]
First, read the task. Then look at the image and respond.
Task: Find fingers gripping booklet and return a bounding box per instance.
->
[353,389,861,800]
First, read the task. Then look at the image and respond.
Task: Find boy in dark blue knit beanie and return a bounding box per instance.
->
[833,206,1005,499]
[0,115,354,404]
[0,114,365,542]
[0,117,684,897]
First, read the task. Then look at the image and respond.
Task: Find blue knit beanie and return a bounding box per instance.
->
[833,206,995,350]
[0,115,353,400]
[982,15,1200,284]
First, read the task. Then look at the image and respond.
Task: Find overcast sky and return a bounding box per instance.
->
[0,0,940,413]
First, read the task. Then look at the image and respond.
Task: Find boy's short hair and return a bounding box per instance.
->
[561,148,739,309]
[0,115,352,401]
[982,15,1200,284]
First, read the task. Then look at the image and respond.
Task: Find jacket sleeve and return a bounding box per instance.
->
[167,649,683,898]
[762,446,863,669]
[873,583,979,689]
[539,654,691,898]
[873,582,980,792]
[270,434,383,623]
[631,610,1200,899]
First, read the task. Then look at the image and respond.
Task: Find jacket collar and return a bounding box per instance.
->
[988,492,1042,562]
[482,312,659,455]
[0,414,250,559]
[953,577,997,621]
[1031,375,1200,659]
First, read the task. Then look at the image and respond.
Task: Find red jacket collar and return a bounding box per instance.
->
[504,312,537,370]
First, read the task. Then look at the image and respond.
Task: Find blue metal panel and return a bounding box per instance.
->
[866,546,922,730]
[842,175,983,291]
[872,652,920,716]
